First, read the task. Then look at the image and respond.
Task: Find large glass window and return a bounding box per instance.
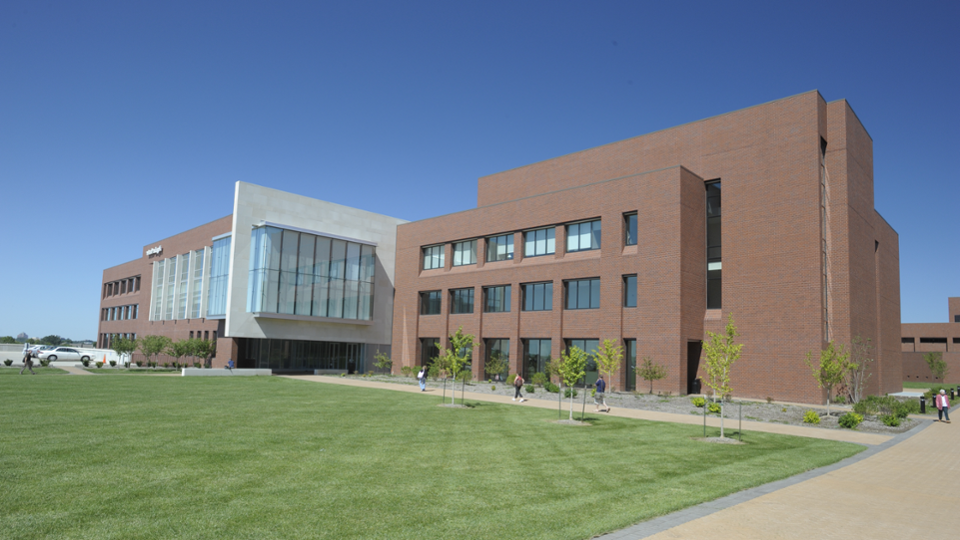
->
[566,339,600,385]
[623,275,637,308]
[451,288,474,314]
[483,285,511,313]
[423,245,445,270]
[485,338,510,380]
[565,278,600,310]
[524,227,555,257]
[151,260,164,320]
[486,234,514,262]
[177,253,191,319]
[452,240,477,266]
[247,226,376,320]
[420,291,441,315]
[164,256,177,320]
[524,339,552,379]
[522,282,553,311]
[207,235,231,318]
[706,182,721,309]
[420,338,440,366]
[625,213,638,246]
[625,339,636,391]
[191,249,204,318]
[566,220,601,252]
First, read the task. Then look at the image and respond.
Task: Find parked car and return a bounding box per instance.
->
[37,347,91,362]
[27,345,54,357]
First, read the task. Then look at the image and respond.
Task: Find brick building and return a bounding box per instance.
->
[390,91,901,404]
[901,298,960,384]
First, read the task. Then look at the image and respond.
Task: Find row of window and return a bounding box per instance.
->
[98,333,137,348]
[422,214,639,270]
[101,304,139,322]
[419,275,638,315]
[151,248,209,322]
[103,276,141,298]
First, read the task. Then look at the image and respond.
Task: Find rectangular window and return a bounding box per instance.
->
[955,316,960,323]
[423,245,445,270]
[483,285,511,313]
[522,282,553,311]
[486,234,514,262]
[706,181,721,309]
[485,338,510,380]
[625,339,637,391]
[524,227,555,257]
[420,338,440,366]
[625,213,638,246]
[566,220,601,252]
[133,305,138,319]
[164,256,177,320]
[623,275,637,308]
[451,288,475,314]
[177,253,191,319]
[191,249,204,318]
[452,240,477,266]
[565,278,600,309]
[420,291,442,315]
[523,339,552,379]
[207,235,231,318]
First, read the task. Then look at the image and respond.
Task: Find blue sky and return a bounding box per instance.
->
[1,1,957,340]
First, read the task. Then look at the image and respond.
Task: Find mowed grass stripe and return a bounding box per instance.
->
[0,375,863,540]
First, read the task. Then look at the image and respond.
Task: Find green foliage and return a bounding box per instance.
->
[637,356,668,394]
[506,373,518,386]
[427,361,441,380]
[373,350,392,372]
[80,358,90,367]
[3,359,12,366]
[564,388,579,399]
[110,336,138,360]
[38,359,50,367]
[558,346,588,420]
[39,335,64,346]
[135,360,143,367]
[491,385,496,391]
[531,372,548,387]
[525,384,534,393]
[845,336,874,404]
[703,314,742,400]
[832,394,847,404]
[95,362,103,369]
[707,402,721,414]
[544,381,560,393]
[137,335,173,367]
[109,360,117,367]
[924,352,948,383]
[855,395,916,419]
[805,340,851,416]
[186,338,216,368]
[0,336,17,344]
[594,339,623,392]
[923,385,951,403]
[485,351,509,381]
[802,410,821,424]
[881,414,901,427]
[690,397,706,408]
[838,412,863,429]
[400,365,413,377]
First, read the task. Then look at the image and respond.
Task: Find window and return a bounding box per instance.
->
[485,338,510,380]
[565,278,600,310]
[483,285,511,313]
[566,220,601,252]
[420,338,440,366]
[164,257,177,320]
[566,339,600,384]
[420,291,442,315]
[177,253,191,319]
[207,235,231,318]
[486,234,514,262]
[524,227,555,257]
[623,275,637,308]
[955,315,960,323]
[522,282,553,311]
[451,288,474,314]
[191,249,205,318]
[625,339,636,391]
[423,245,445,270]
[452,240,477,266]
[706,182,721,309]
[524,339,552,379]
[624,213,637,246]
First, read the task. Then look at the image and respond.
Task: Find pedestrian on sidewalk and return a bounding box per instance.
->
[513,373,525,402]
[595,375,609,412]
[417,366,427,391]
[936,389,951,423]
[20,350,35,375]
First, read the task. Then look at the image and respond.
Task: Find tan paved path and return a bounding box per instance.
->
[280,375,892,445]
[58,366,93,375]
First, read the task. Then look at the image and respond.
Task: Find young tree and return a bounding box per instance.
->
[804,341,850,417]
[0,336,17,344]
[110,336,138,366]
[40,335,64,346]
[372,350,392,373]
[137,335,172,368]
[434,327,476,405]
[594,339,623,392]
[637,356,667,394]
[188,338,216,368]
[484,350,508,381]
[703,314,743,438]
[167,340,193,368]
[925,351,948,383]
[557,346,588,421]
[846,336,874,404]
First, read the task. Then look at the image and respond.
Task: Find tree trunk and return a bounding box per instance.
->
[569,388,575,421]
[451,374,456,405]
[719,401,725,438]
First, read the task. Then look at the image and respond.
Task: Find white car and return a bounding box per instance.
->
[37,347,91,362]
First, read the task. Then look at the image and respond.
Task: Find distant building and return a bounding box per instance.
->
[902,298,960,384]
[16,332,28,340]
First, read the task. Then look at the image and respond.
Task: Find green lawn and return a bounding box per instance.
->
[0,376,864,540]
[0,366,68,376]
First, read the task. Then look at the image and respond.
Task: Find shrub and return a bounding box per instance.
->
[95,362,103,369]
[838,412,863,429]
[507,374,518,386]
[531,372,548,387]
[564,388,578,399]
[881,414,901,427]
[896,399,920,417]
[802,410,821,424]
[707,402,721,414]
[544,381,560,393]
[400,366,413,377]
[340,372,346,377]
[39,359,50,367]
[491,385,496,391]
[833,394,847,404]
[109,360,117,367]
[765,396,774,404]
[162,363,169,368]
[852,401,869,415]
[427,363,440,380]
[525,384,534,393]
[193,362,201,368]
[81,359,90,367]
[4,359,12,366]
[690,397,706,408]
[135,360,143,367]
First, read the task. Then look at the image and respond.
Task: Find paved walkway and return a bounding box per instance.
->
[284,375,954,539]
[57,365,92,375]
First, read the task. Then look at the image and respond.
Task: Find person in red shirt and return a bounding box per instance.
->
[936,389,951,423]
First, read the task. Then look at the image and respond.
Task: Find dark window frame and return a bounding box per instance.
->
[486,234,514,262]
[420,290,442,315]
[623,275,637,308]
[564,278,600,310]
[624,213,638,246]
[566,219,602,253]
[422,245,445,270]
[483,285,511,313]
[521,281,553,311]
[450,287,475,314]
[524,227,556,258]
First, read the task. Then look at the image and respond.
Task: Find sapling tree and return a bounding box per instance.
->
[434,326,476,405]
[557,346,588,421]
[846,336,874,404]
[110,336,138,367]
[137,335,172,368]
[637,356,667,394]
[189,338,216,368]
[925,351,948,383]
[805,340,850,417]
[167,340,193,368]
[594,339,623,392]
[484,350,508,382]
[372,350,392,373]
[703,314,743,438]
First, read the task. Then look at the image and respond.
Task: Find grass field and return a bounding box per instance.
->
[0,374,864,540]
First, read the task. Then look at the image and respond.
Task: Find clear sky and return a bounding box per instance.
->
[1,1,957,340]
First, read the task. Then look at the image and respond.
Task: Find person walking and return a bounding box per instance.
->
[417,365,427,391]
[595,375,609,412]
[513,373,525,402]
[20,350,35,375]
[936,389,951,423]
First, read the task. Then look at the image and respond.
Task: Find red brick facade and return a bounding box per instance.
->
[901,298,960,384]
[97,216,232,365]
[391,91,901,404]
